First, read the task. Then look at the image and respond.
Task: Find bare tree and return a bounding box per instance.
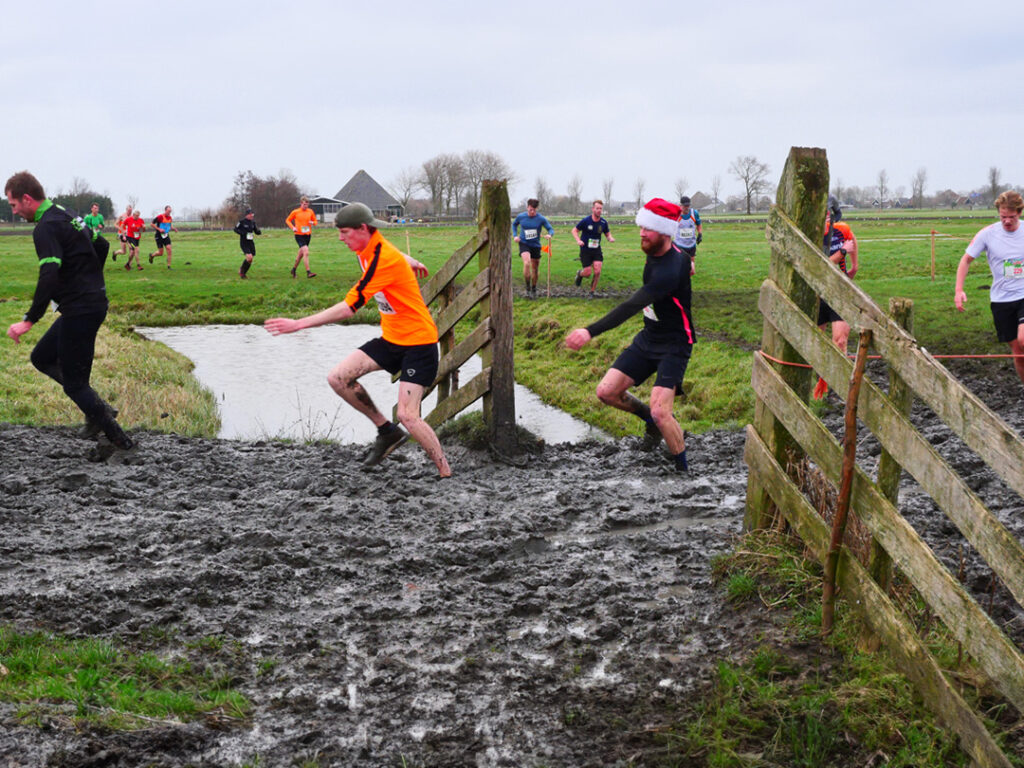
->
[388,166,420,210]
[535,177,553,208]
[419,156,447,214]
[710,175,722,210]
[674,177,688,202]
[602,177,614,206]
[876,169,889,209]
[989,166,1002,206]
[911,168,927,209]
[462,149,515,214]
[438,153,468,215]
[566,174,583,215]
[729,156,770,215]
[633,177,646,209]
[832,178,844,204]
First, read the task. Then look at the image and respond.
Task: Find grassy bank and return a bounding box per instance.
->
[0,626,250,730]
[649,529,1022,767]
[0,213,1001,437]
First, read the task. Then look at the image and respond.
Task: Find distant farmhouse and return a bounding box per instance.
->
[306,170,404,223]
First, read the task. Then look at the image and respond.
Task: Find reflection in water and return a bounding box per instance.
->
[136,325,607,445]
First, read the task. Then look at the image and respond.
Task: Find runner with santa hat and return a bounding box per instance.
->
[564,198,696,472]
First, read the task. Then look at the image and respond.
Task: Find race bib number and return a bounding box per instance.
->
[374,292,396,314]
[587,238,600,249]
[1004,260,1024,278]
[301,226,310,234]
[524,228,537,240]
[643,304,659,321]
[678,224,696,238]
[246,233,254,240]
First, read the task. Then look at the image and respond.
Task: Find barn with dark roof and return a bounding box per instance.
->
[334,170,403,219]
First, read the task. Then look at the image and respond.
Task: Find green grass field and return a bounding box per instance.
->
[0,210,1002,438]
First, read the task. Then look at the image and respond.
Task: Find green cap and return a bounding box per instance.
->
[334,202,388,229]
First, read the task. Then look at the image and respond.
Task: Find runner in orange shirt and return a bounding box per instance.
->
[265,203,451,478]
[285,196,317,278]
[111,203,132,261]
[123,210,146,271]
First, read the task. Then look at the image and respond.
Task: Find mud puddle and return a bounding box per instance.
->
[136,325,606,445]
[4,360,1024,765]
[0,426,750,766]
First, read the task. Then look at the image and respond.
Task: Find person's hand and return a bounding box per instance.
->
[565,328,591,351]
[7,320,32,343]
[513,236,520,243]
[955,290,967,312]
[411,261,429,278]
[696,233,702,244]
[607,235,615,243]
[264,317,301,336]
[545,233,553,240]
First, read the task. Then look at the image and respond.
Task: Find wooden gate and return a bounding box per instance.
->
[745,147,1024,767]
[404,179,516,456]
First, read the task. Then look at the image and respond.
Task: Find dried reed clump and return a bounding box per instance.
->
[785,453,873,567]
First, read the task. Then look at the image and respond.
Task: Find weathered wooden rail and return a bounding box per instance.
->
[744,147,1024,767]
[395,180,516,456]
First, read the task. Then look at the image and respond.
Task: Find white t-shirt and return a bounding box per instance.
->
[966,222,1024,302]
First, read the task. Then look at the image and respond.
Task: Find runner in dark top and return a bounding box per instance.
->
[234,208,261,279]
[4,170,133,452]
[565,198,694,471]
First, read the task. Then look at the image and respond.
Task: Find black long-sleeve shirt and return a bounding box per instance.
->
[25,200,107,323]
[233,217,261,245]
[586,243,695,349]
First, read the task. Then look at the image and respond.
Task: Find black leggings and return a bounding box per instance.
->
[30,310,108,422]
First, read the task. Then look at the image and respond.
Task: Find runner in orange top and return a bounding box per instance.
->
[111,203,132,261]
[264,203,451,478]
[285,196,318,278]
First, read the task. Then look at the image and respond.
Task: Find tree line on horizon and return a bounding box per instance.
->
[0,162,1018,224]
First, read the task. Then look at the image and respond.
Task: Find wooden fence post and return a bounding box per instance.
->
[745,147,830,530]
[477,180,517,456]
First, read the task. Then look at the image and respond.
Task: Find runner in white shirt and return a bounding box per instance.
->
[955,190,1024,384]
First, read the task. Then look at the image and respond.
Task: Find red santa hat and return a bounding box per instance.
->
[635,198,682,237]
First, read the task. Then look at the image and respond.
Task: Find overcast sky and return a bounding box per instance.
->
[3,0,1019,216]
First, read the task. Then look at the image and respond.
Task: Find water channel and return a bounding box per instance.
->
[136,325,606,444]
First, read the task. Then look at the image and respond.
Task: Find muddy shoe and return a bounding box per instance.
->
[363,428,408,467]
[641,419,661,450]
[88,433,136,462]
[574,270,583,287]
[80,405,119,439]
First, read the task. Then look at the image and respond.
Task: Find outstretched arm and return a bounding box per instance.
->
[265,300,356,335]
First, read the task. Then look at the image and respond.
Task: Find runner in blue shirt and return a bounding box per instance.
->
[571,200,615,298]
[511,198,554,298]
[673,195,703,273]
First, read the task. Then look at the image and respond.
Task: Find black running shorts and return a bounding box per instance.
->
[360,337,439,387]
[991,298,1024,342]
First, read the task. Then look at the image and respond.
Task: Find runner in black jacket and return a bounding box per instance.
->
[5,171,133,451]
[565,198,694,471]
[234,208,261,278]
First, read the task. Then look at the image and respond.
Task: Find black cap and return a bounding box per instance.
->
[679,196,691,206]
[245,208,253,215]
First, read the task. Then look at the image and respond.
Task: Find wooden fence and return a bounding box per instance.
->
[396,179,516,456]
[744,147,1024,767]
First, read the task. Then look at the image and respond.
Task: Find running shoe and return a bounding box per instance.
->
[125,263,131,270]
[363,428,408,467]
[307,271,317,278]
[80,405,120,439]
[239,269,247,279]
[290,267,297,278]
[148,253,155,264]
[574,270,583,287]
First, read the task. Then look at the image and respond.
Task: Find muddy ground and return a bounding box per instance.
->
[3,361,1024,767]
